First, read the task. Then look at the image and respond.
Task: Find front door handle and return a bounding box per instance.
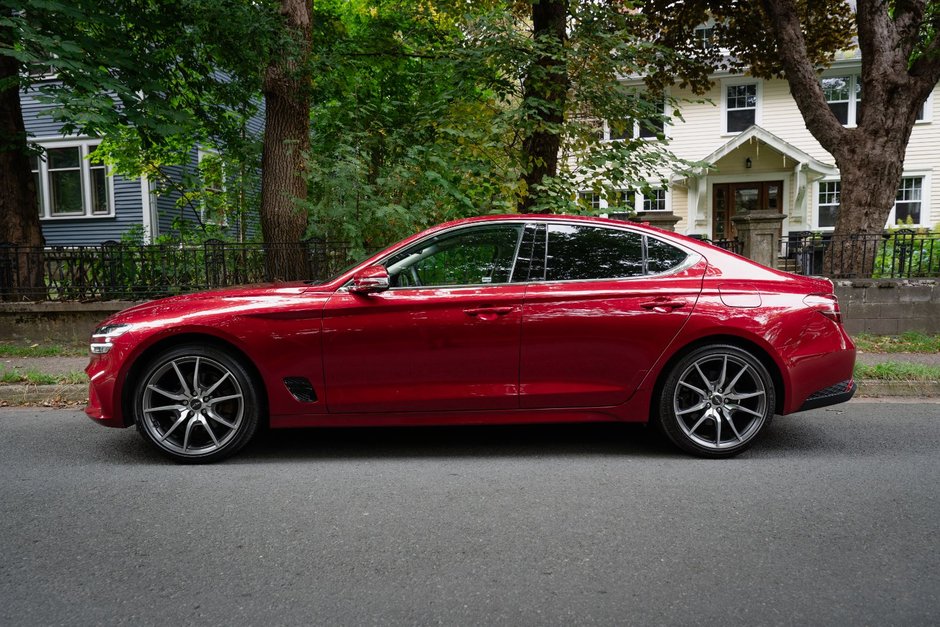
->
[464,306,513,318]
[640,299,686,312]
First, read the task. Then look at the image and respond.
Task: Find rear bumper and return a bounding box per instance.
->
[798,379,857,412]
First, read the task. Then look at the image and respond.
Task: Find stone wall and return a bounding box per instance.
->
[0,279,937,345]
[834,279,940,335]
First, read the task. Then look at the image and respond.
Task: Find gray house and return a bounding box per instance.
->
[23,87,263,246]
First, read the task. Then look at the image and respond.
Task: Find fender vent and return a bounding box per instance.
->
[283,377,317,403]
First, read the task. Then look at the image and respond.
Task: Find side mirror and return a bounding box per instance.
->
[349,266,390,294]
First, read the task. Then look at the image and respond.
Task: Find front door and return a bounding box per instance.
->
[321,223,526,414]
[712,180,783,240]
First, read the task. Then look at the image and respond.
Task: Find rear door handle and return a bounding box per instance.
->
[640,299,686,312]
[464,306,513,317]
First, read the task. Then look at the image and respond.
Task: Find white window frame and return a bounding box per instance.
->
[602,90,670,142]
[594,188,670,213]
[813,173,930,230]
[888,173,929,228]
[821,71,931,127]
[721,78,761,135]
[34,138,115,220]
[197,148,229,227]
[814,179,841,230]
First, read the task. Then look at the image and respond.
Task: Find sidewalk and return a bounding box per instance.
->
[1,351,937,407]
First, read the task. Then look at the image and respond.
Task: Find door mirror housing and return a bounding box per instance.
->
[349,266,390,294]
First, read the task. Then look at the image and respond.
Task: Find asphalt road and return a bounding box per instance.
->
[1,404,939,626]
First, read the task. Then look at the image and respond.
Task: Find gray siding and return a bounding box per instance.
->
[41,175,143,246]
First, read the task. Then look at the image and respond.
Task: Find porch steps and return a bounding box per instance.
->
[776,257,799,273]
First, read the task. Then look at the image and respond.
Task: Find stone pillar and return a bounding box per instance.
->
[636,211,681,232]
[731,210,786,269]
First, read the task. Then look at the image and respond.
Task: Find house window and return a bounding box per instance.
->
[894,177,923,225]
[578,191,601,210]
[30,155,43,211]
[694,26,715,50]
[35,141,113,219]
[725,83,757,133]
[606,97,666,141]
[822,77,852,125]
[643,189,667,211]
[817,181,840,228]
[197,149,228,225]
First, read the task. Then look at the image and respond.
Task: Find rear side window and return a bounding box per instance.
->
[539,224,689,281]
[646,236,688,274]
[546,225,644,281]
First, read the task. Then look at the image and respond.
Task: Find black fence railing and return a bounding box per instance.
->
[0,239,355,302]
[689,235,744,256]
[782,230,940,279]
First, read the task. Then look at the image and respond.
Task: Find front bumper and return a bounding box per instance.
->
[84,352,127,428]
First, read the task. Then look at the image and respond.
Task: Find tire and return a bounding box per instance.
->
[658,344,775,458]
[132,344,260,463]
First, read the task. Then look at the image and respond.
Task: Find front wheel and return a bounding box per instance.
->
[132,344,260,463]
[658,345,775,458]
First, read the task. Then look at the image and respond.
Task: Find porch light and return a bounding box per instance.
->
[745,157,752,169]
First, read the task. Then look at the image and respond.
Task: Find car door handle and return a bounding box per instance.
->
[640,299,686,312]
[464,306,514,318]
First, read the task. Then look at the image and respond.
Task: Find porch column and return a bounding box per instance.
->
[731,210,786,269]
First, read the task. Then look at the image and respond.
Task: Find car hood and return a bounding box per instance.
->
[100,282,320,328]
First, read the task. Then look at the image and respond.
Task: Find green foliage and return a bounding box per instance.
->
[853,332,940,354]
[854,361,940,382]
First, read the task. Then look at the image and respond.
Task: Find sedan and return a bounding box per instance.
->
[85,215,856,462]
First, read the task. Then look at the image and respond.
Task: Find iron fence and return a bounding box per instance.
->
[689,235,744,256]
[782,230,939,279]
[0,239,355,302]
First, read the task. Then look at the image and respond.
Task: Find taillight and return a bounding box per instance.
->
[803,294,842,324]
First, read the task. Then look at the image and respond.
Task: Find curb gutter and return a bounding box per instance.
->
[1,380,939,408]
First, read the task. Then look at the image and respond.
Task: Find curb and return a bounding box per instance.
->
[855,379,940,398]
[0,384,88,406]
[1,380,939,408]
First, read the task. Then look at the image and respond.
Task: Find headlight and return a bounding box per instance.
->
[90,323,134,354]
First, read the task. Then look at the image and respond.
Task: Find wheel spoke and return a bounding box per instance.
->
[714,410,722,445]
[160,409,190,442]
[203,371,231,396]
[206,393,242,406]
[676,400,708,416]
[199,416,220,447]
[145,403,185,414]
[182,415,197,451]
[717,356,728,389]
[147,385,187,401]
[726,390,765,401]
[688,411,711,436]
[722,407,743,441]
[205,407,236,429]
[192,357,201,394]
[728,404,764,418]
[724,364,750,394]
[678,380,707,398]
[171,361,192,397]
[694,363,713,392]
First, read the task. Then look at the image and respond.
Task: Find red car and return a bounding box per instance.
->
[85,215,856,462]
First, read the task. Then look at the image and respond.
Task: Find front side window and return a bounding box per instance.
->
[894,177,923,225]
[35,141,113,218]
[817,181,840,228]
[725,83,757,133]
[385,225,524,288]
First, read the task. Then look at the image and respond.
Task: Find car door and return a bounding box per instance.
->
[321,223,527,414]
[519,222,705,409]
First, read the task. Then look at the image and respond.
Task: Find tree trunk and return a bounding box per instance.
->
[0,19,45,300]
[260,0,312,281]
[760,0,940,277]
[518,0,569,214]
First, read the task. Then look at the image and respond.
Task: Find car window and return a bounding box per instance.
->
[386,225,524,288]
[646,237,689,274]
[545,224,644,281]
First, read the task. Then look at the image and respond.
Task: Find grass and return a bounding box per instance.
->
[0,368,86,386]
[854,362,940,382]
[0,342,87,358]
[853,332,940,354]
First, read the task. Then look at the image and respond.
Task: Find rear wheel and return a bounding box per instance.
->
[658,345,775,458]
[133,344,260,463]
